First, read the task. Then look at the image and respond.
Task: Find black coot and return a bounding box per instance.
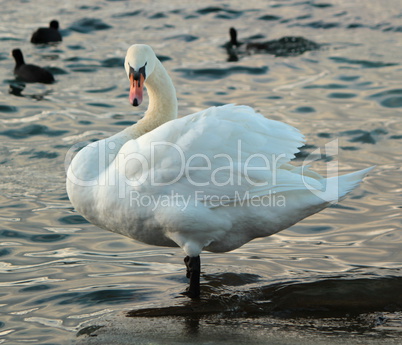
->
[30,20,62,44]
[225,27,320,61]
[12,49,55,84]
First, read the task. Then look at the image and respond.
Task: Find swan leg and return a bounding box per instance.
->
[183,255,201,298]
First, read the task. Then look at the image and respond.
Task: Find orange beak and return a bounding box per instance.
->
[129,73,145,106]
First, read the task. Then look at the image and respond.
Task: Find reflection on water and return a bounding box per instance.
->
[76,268,402,344]
[0,0,402,344]
[124,269,402,318]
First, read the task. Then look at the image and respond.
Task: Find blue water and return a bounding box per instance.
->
[1,0,402,344]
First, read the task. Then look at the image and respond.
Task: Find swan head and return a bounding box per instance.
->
[124,44,157,107]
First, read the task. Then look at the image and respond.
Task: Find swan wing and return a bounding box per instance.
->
[117,104,308,201]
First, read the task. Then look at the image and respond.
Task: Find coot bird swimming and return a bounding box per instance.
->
[30,20,62,44]
[12,49,55,84]
[226,27,320,61]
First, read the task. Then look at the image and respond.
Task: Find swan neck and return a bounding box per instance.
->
[135,59,177,136]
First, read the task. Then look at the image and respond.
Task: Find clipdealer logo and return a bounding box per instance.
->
[65,138,340,210]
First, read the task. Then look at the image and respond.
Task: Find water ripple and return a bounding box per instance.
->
[68,18,112,33]
[329,56,399,68]
[175,66,268,80]
[0,124,68,139]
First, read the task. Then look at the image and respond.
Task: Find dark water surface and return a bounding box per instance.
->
[1,0,402,344]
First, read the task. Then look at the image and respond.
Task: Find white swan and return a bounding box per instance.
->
[66,44,373,298]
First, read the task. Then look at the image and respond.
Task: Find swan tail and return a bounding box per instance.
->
[338,166,374,199]
[316,166,374,203]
